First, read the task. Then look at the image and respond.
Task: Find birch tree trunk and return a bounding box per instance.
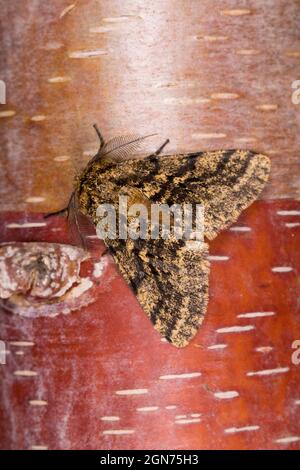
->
[0,0,300,450]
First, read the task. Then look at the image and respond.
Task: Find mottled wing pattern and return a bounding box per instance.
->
[107,237,210,348]
[80,149,270,240]
[122,150,266,238]
[78,147,270,346]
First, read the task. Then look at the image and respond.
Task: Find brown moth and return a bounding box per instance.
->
[47,126,271,347]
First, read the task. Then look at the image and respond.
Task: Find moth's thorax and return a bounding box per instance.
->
[77,159,124,218]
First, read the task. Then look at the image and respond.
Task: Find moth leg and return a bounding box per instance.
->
[153,138,170,156]
[93,124,105,150]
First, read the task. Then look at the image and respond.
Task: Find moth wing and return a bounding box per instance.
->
[195,149,271,240]
[121,149,270,240]
[107,237,210,347]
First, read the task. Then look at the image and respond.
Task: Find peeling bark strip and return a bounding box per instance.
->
[0,242,105,317]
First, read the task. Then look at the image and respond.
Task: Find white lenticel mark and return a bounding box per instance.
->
[14,370,38,377]
[192,133,227,140]
[6,222,47,229]
[54,155,71,162]
[30,115,47,122]
[286,51,300,57]
[236,49,260,55]
[255,346,274,353]
[220,9,252,16]
[216,325,255,334]
[68,49,108,58]
[0,110,16,118]
[60,3,76,18]
[15,351,24,356]
[229,226,251,232]
[285,223,300,228]
[214,391,239,400]
[277,210,300,216]
[175,418,201,425]
[30,445,48,450]
[10,341,35,347]
[136,406,159,412]
[165,405,177,410]
[48,76,71,83]
[164,97,210,105]
[43,41,63,50]
[25,197,45,203]
[102,430,135,435]
[175,415,187,419]
[255,104,278,111]
[101,416,120,421]
[208,255,230,261]
[275,436,300,444]
[201,35,228,42]
[271,267,293,273]
[211,93,240,100]
[294,400,300,405]
[159,372,201,380]
[29,400,48,406]
[247,367,290,377]
[225,425,260,434]
[89,26,116,33]
[237,311,275,319]
[102,15,142,23]
[235,137,257,143]
[191,413,201,418]
[207,344,228,350]
[115,389,148,396]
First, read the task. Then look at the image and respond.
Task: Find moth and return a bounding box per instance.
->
[47,125,271,347]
